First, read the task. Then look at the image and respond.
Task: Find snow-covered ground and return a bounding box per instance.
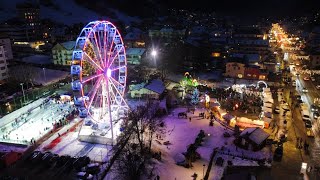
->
[10,66,69,86]
[21,55,52,65]
[148,107,271,180]
[0,99,73,145]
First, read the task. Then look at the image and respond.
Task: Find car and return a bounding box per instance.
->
[282,104,290,111]
[313,112,319,120]
[303,77,310,81]
[82,163,100,175]
[76,172,93,180]
[316,85,320,90]
[311,76,316,81]
[302,88,308,93]
[56,155,71,167]
[296,63,300,66]
[311,104,319,112]
[302,114,311,122]
[274,107,280,114]
[306,128,314,137]
[292,81,296,86]
[296,95,302,100]
[296,73,300,77]
[289,62,294,65]
[31,151,44,163]
[305,120,312,128]
[273,146,283,161]
[73,156,91,171]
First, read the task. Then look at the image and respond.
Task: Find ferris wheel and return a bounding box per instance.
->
[71,20,128,132]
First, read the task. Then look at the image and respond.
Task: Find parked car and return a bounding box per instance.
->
[73,156,90,171]
[303,77,310,81]
[305,120,312,128]
[273,146,283,161]
[316,85,320,90]
[302,88,308,93]
[82,163,100,175]
[311,104,319,112]
[31,151,44,163]
[313,112,319,120]
[274,106,280,114]
[76,172,93,180]
[311,76,316,81]
[56,155,71,167]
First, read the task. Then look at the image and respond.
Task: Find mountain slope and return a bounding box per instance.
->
[0,0,140,25]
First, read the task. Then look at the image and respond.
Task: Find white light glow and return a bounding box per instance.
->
[107,68,111,77]
[151,50,157,57]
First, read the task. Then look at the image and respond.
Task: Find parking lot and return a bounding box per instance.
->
[1,150,101,180]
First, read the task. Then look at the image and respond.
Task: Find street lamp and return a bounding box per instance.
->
[151,49,157,66]
[20,83,26,104]
[43,68,47,84]
[203,164,206,179]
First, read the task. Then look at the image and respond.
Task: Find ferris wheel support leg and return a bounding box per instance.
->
[106,80,114,146]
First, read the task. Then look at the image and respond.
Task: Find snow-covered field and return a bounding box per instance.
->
[148,107,271,180]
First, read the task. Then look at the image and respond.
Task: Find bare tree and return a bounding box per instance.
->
[114,101,165,179]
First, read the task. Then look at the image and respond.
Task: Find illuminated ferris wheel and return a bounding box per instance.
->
[71,20,128,138]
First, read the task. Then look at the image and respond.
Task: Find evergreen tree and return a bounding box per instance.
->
[191,88,200,105]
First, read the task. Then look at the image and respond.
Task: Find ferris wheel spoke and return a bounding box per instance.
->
[87,76,103,109]
[108,46,124,69]
[83,52,103,71]
[109,78,128,107]
[103,24,107,69]
[93,31,104,68]
[110,76,125,88]
[107,32,116,66]
[82,73,103,84]
[111,65,126,72]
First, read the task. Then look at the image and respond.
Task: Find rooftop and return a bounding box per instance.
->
[60,41,75,50]
[126,48,146,56]
[144,79,165,94]
[240,127,270,145]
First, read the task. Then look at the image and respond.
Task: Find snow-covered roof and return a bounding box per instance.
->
[240,127,269,145]
[60,41,75,50]
[126,48,145,56]
[21,55,52,65]
[131,82,146,91]
[144,79,165,94]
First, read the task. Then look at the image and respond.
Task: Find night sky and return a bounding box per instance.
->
[160,0,318,17]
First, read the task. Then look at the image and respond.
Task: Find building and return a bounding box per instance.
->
[149,27,186,40]
[124,32,145,48]
[228,28,270,60]
[222,166,272,180]
[225,62,268,80]
[236,127,270,151]
[0,45,9,82]
[0,24,28,42]
[126,48,146,65]
[309,52,320,69]
[52,41,75,66]
[16,1,41,40]
[129,79,165,99]
[225,62,246,78]
[0,35,13,64]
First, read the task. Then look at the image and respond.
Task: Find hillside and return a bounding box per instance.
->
[0,0,141,25]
